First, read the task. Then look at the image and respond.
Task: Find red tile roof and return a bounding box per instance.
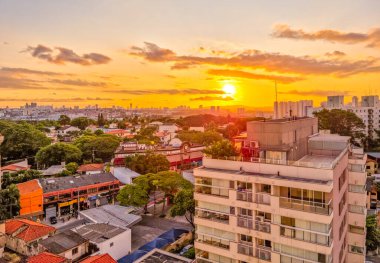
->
[27,252,66,263]
[17,179,42,195]
[80,254,116,263]
[6,219,55,242]
[77,163,104,172]
[1,164,28,172]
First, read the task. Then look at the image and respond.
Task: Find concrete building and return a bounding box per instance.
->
[194,117,367,263]
[352,96,359,108]
[74,223,130,260]
[361,95,379,107]
[327,96,344,108]
[274,100,313,119]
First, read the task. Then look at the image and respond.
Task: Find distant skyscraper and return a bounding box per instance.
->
[352,96,359,107]
[361,95,379,107]
[327,96,344,108]
[274,100,313,119]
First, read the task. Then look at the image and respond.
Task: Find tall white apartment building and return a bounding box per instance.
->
[274,100,313,119]
[327,96,345,109]
[194,117,367,263]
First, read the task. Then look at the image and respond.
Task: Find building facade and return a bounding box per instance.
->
[194,117,367,263]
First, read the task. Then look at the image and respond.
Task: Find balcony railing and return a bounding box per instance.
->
[280,255,332,263]
[238,243,271,261]
[236,191,271,205]
[196,233,230,250]
[279,197,332,215]
[255,192,271,205]
[195,208,229,224]
[237,191,253,202]
[195,184,229,198]
[237,216,271,233]
[280,226,332,246]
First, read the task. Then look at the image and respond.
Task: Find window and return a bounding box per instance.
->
[349,204,365,214]
[338,171,346,191]
[110,242,114,247]
[88,188,97,194]
[349,245,364,255]
[238,208,252,217]
[72,247,78,255]
[240,234,252,243]
[349,225,364,234]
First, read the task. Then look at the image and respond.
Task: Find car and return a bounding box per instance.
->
[179,244,193,255]
[49,216,57,225]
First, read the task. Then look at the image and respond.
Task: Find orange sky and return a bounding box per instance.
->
[1,1,380,109]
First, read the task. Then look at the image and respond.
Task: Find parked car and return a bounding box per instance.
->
[49,216,57,224]
[179,244,193,255]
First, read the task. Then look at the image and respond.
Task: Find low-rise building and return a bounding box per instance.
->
[5,219,55,256]
[110,167,140,185]
[17,179,44,220]
[57,125,81,135]
[74,223,130,260]
[1,159,30,175]
[40,230,89,261]
[42,162,66,176]
[27,252,68,263]
[0,222,5,258]
[77,163,104,175]
[80,253,116,263]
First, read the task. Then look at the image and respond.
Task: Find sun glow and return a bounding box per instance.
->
[222,83,236,95]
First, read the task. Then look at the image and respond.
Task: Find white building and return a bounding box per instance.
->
[158,123,180,133]
[57,125,81,135]
[274,100,313,119]
[327,96,344,108]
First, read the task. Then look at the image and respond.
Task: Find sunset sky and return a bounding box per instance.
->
[1,0,380,109]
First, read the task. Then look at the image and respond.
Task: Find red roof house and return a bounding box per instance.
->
[80,254,117,263]
[27,252,67,263]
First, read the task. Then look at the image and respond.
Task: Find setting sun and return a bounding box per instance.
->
[222,84,236,96]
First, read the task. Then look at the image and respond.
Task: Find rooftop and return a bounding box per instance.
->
[80,254,116,263]
[17,179,42,195]
[134,249,192,263]
[6,219,55,242]
[250,116,312,124]
[78,204,141,229]
[40,230,88,254]
[74,223,125,244]
[39,173,119,193]
[77,163,104,172]
[27,252,67,263]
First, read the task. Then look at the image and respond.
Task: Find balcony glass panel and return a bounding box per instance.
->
[236,191,253,202]
[279,197,332,215]
[195,208,229,224]
[280,226,332,246]
[196,233,230,249]
[195,185,229,197]
[237,216,271,233]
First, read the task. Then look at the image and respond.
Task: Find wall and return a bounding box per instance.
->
[93,229,131,260]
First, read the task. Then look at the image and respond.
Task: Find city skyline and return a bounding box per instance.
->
[1,0,380,108]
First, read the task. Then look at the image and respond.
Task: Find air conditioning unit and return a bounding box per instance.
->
[250,141,259,148]
[256,216,264,222]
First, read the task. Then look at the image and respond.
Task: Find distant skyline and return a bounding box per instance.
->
[1,0,380,108]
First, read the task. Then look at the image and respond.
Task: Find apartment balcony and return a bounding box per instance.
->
[195,233,230,250]
[195,208,230,225]
[236,191,271,205]
[280,254,332,263]
[237,243,272,261]
[280,226,332,247]
[237,216,271,233]
[279,197,332,215]
[195,184,229,198]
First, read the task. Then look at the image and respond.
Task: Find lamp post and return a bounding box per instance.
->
[0,133,4,190]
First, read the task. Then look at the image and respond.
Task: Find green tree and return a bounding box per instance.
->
[74,134,120,162]
[177,130,223,146]
[65,162,79,174]
[36,143,82,167]
[0,184,20,220]
[170,188,195,228]
[58,115,71,125]
[125,153,170,174]
[0,122,51,161]
[366,214,380,251]
[97,113,106,127]
[313,109,365,143]
[71,117,92,130]
[203,140,238,158]
[1,170,43,189]
[134,126,159,144]
[117,184,149,207]
[183,247,195,259]
[117,121,127,129]
[94,129,104,135]
[224,124,240,139]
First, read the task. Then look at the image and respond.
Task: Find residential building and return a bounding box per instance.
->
[42,162,66,176]
[74,223,130,260]
[37,173,120,219]
[274,100,313,119]
[77,163,105,175]
[0,222,5,258]
[80,253,116,263]
[78,205,141,229]
[1,159,30,175]
[352,96,359,108]
[57,125,81,135]
[5,219,55,256]
[27,252,68,263]
[17,179,44,220]
[194,117,367,263]
[158,123,180,133]
[39,230,89,261]
[110,167,140,185]
[327,96,344,108]
[361,95,379,107]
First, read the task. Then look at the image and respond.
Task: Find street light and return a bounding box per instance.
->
[0,133,4,190]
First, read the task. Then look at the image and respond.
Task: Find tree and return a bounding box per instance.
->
[71,117,92,130]
[36,143,82,167]
[366,214,380,251]
[97,113,106,127]
[0,184,20,220]
[65,162,79,174]
[313,109,365,143]
[177,130,223,146]
[125,153,170,174]
[74,134,120,162]
[224,124,240,139]
[2,170,43,189]
[58,115,71,125]
[0,122,51,161]
[134,126,159,144]
[203,140,238,158]
[170,188,195,228]
[117,184,149,207]
[117,121,126,129]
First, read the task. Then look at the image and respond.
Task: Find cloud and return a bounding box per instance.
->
[130,42,380,77]
[48,78,108,87]
[1,67,72,76]
[325,51,346,57]
[190,96,234,101]
[106,88,225,95]
[23,45,111,65]
[272,24,380,48]
[207,69,304,84]
[164,74,176,79]
[278,90,349,97]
